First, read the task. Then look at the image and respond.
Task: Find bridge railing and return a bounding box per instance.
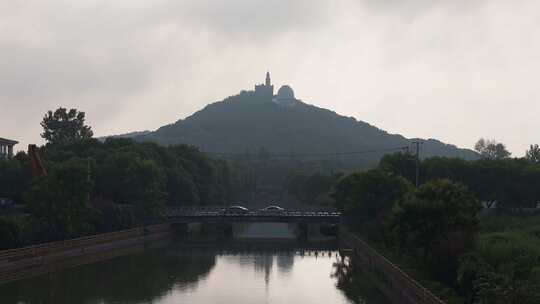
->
[165,206,341,217]
[341,230,446,304]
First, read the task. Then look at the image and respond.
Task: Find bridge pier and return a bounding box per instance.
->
[220,223,234,239]
[297,222,310,241]
[171,223,190,239]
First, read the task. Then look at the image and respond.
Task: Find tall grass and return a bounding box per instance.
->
[479,214,540,268]
[480,213,540,231]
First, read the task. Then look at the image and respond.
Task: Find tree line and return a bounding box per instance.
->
[0,108,236,248]
[380,151,540,209]
[330,148,540,303]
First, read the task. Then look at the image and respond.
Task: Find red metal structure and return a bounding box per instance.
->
[28,144,47,177]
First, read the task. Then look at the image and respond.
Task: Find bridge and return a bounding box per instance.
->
[165,207,341,224]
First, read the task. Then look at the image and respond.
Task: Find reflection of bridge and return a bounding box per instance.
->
[166,207,341,224]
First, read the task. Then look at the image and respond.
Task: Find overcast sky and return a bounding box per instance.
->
[1,0,539,156]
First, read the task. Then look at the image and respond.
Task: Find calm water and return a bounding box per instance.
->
[0,224,388,304]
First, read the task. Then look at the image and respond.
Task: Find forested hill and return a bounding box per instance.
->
[130,90,478,165]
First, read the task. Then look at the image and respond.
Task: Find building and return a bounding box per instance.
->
[0,138,18,160]
[254,71,298,106]
[274,85,296,106]
[254,71,274,99]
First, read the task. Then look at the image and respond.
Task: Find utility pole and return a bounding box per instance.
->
[87,157,91,203]
[412,141,423,188]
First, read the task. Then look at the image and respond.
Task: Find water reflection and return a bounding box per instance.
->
[1,246,216,304]
[276,253,294,275]
[332,256,389,304]
[1,243,388,304]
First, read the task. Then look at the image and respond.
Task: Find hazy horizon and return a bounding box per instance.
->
[2,0,539,156]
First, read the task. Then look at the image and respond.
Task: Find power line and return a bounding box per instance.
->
[412,141,424,188]
[204,146,409,160]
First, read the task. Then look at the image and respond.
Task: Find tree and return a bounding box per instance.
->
[389,179,482,282]
[459,251,540,304]
[525,144,540,163]
[473,232,540,304]
[379,152,417,184]
[422,157,473,186]
[0,159,31,204]
[500,160,540,209]
[333,169,412,241]
[287,172,336,204]
[303,173,335,204]
[165,167,199,206]
[0,217,24,250]
[41,107,93,144]
[96,151,165,222]
[25,158,95,240]
[457,253,495,304]
[474,138,511,160]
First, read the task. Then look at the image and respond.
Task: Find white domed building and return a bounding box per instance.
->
[274,85,296,106]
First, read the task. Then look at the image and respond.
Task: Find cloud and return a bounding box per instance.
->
[1,0,539,155]
[170,0,336,38]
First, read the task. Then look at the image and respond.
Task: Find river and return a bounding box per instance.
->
[0,223,389,304]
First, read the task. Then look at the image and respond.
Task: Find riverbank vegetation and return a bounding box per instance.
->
[330,151,540,303]
[0,139,235,247]
[0,108,236,248]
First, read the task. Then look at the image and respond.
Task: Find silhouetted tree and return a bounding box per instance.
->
[41,107,93,144]
[474,138,511,160]
[525,144,540,163]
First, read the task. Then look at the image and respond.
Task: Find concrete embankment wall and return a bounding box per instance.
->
[339,230,446,304]
[0,224,173,285]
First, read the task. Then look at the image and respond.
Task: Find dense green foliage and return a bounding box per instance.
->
[285,171,336,205]
[389,180,481,283]
[332,150,540,303]
[379,152,417,183]
[381,152,540,209]
[0,138,235,247]
[25,158,96,241]
[0,216,25,250]
[333,169,411,240]
[0,159,31,204]
[457,215,540,303]
[42,139,233,208]
[211,151,344,206]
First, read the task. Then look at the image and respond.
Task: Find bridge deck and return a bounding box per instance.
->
[166,208,341,224]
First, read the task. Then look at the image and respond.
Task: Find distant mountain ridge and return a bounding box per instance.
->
[112,74,478,165]
[100,130,151,141]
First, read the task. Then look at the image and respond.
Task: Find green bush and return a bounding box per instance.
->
[0,217,25,249]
